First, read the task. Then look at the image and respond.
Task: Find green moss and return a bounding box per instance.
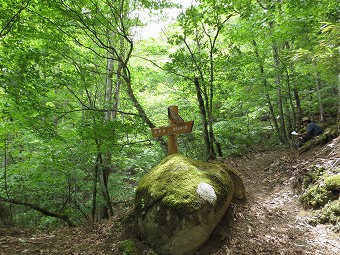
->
[302,166,326,189]
[135,154,234,213]
[216,162,245,199]
[324,174,340,191]
[300,184,332,209]
[314,199,340,225]
[118,239,137,255]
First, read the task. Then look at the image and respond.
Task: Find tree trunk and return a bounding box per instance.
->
[293,87,302,126]
[215,139,223,157]
[338,71,340,120]
[0,203,12,226]
[272,43,287,142]
[285,69,297,130]
[105,54,114,119]
[316,77,325,122]
[252,40,280,136]
[92,157,99,222]
[194,77,211,157]
[96,144,113,219]
[284,41,299,130]
[125,73,167,152]
[208,37,217,160]
[92,49,115,220]
[314,61,325,122]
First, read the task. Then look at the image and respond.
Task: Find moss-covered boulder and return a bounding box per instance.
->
[134,154,245,255]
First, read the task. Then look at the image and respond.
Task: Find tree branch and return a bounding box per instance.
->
[0,196,77,227]
[0,0,32,38]
[133,55,193,81]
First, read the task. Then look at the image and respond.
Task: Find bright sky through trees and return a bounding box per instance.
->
[138,0,197,38]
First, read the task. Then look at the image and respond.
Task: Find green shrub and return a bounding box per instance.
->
[301,166,326,189]
[315,199,340,225]
[118,239,138,255]
[300,185,332,209]
[301,166,340,226]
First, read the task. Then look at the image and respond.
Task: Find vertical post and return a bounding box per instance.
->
[168,105,178,155]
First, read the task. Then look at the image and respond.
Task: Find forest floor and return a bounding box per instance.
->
[0,138,339,255]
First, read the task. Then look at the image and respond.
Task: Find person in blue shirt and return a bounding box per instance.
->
[298,117,323,146]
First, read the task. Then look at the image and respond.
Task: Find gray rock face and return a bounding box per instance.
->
[134,154,245,255]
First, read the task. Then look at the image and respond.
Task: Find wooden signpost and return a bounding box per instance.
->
[151,106,194,155]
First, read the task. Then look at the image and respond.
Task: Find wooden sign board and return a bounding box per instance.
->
[151,121,194,138]
[151,106,194,155]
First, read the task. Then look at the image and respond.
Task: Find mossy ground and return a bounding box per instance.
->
[300,164,340,225]
[118,239,138,255]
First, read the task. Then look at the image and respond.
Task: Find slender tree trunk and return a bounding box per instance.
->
[95,143,113,219]
[314,61,325,122]
[284,42,299,130]
[208,40,217,159]
[293,87,302,126]
[97,32,125,220]
[268,19,287,142]
[252,40,280,135]
[283,95,293,136]
[316,77,325,122]
[283,65,293,135]
[96,43,115,219]
[113,61,122,118]
[285,69,297,129]
[0,203,12,226]
[208,129,216,160]
[105,54,114,119]
[338,48,340,120]
[92,158,99,223]
[112,36,124,119]
[338,71,340,120]
[272,43,287,142]
[215,141,223,157]
[194,77,211,157]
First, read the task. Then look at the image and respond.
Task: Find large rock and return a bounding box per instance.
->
[134,154,245,255]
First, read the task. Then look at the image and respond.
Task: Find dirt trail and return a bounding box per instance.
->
[197,149,340,255]
[0,147,339,255]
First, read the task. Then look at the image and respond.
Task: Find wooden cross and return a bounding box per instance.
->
[151,106,194,155]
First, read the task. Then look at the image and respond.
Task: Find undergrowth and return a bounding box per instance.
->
[300,165,340,228]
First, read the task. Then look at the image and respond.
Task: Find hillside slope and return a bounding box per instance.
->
[0,138,339,255]
[197,139,339,255]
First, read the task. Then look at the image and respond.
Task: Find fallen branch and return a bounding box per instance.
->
[0,196,76,227]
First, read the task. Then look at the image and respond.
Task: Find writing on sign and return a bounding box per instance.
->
[171,121,193,134]
[151,121,194,138]
[151,126,168,138]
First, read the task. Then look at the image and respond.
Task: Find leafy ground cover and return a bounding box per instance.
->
[0,138,339,255]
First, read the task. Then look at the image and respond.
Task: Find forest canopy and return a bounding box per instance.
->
[0,0,339,227]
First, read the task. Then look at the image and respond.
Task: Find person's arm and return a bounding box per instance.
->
[298,132,307,137]
[298,125,310,136]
